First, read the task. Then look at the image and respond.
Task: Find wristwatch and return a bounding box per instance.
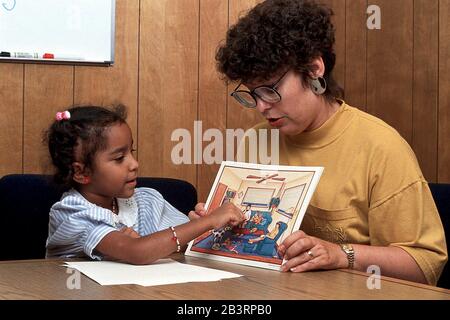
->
[340,244,355,269]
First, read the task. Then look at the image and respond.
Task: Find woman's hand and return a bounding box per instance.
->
[188,202,207,220]
[278,230,347,272]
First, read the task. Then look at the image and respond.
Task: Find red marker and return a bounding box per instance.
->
[42,53,84,60]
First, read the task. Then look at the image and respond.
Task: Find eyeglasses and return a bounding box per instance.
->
[231,71,288,108]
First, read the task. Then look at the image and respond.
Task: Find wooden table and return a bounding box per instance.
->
[0,254,449,300]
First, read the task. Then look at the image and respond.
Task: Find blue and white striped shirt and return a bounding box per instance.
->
[46,188,190,260]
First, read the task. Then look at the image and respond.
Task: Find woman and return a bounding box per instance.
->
[214,0,447,285]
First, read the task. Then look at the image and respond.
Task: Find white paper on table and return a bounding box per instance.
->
[63,259,242,286]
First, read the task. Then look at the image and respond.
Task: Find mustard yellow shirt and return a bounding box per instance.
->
[240,101,447,285]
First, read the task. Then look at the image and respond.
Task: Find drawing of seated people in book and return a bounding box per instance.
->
[188,166,312,264]
[191,208,288,261]
[234,210,272,236]
[243,221,288,258]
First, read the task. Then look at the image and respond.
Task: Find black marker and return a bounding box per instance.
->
[0,51,11,57]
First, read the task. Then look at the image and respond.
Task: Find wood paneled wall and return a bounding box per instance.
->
[0,0,448,204]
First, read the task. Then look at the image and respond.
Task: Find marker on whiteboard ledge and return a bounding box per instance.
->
[5,52,40,58]
[43,53,85,61]
[1,52,42,59]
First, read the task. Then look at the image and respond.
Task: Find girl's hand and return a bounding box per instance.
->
[188,202,207,220]
[208,202,245,229]
[278,230,347,272]
[119,227,140,239]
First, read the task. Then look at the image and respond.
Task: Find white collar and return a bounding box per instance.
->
[112,196,138,227]
[70,189,138,228]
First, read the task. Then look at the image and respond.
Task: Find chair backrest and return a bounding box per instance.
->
[272,221,288,242]
[0,174,197,261]
[429,183,450,289]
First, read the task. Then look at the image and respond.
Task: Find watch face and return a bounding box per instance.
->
[342,244,353,252]
[340,244,354,268]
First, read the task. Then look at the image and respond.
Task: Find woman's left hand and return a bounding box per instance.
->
[278,230,347,272]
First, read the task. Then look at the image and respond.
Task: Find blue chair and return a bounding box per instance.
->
[429,183,450,289]
[255,221,288,257]
[243,221,288,256]
[0,174,197,261]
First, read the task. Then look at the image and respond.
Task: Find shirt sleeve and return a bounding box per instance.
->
[368,138,448,285]
[134,188,190,234]
[369,181,447,285]
[47,212,116,260]
[46,194,119,260]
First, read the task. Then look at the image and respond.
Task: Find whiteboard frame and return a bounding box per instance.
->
[0,0,116,66]
[109,0,116,65]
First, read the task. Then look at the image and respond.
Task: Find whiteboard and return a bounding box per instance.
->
[0,0,115,64]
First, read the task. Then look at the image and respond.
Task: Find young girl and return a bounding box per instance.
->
[45,105,244,264]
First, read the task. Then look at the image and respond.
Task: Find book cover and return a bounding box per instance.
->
[185,161,323,270]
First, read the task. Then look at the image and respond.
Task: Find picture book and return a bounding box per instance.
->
[185,161,323,270]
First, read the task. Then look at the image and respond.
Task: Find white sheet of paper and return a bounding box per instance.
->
[63,259,242,286]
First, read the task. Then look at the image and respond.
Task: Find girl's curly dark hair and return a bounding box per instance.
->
[44,105,127,188]
[216,0,343,102]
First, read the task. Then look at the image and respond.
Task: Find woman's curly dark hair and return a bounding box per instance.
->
[216,0,343,102]
[44,105,127,188]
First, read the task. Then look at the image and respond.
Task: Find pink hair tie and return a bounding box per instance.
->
[55,111,71,121]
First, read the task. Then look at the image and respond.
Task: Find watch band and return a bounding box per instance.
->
[340,244,355,269]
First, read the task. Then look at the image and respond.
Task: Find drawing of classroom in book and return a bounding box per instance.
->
[189,164,316,265]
